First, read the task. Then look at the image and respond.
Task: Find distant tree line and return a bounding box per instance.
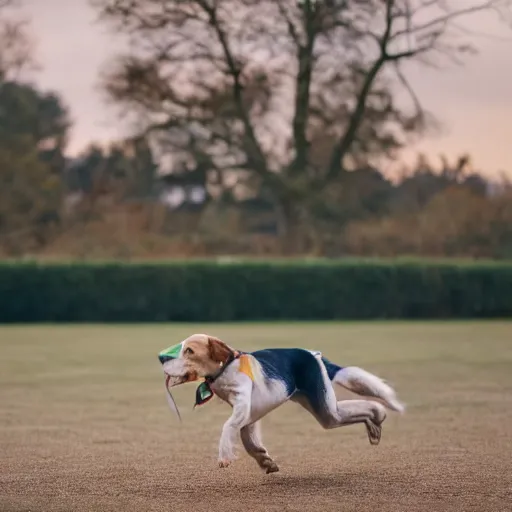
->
[1,0,511,258]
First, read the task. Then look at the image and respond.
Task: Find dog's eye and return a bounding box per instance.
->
[184,347,194,355]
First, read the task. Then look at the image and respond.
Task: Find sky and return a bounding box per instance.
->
[24,0,512,177]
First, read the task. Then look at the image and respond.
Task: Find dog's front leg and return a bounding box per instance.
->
[240,421,279,474]
[218,392,251,468]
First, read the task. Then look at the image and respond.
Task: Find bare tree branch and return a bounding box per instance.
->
[325,0,395,182]
[277,0,319,177]
[324,0,511,184]
[194,0,274,184]
[0,0,36,80]
[93,0,512,238]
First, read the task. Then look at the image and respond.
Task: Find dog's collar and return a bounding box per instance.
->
[194,350,241,408]
[205,349,241,384]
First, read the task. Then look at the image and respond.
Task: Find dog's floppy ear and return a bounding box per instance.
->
[207,336,232,364]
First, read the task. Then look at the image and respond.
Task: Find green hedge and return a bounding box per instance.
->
[0,260,511,322]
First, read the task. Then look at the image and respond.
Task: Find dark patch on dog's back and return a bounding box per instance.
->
[251,348,298,396]
[322,357,342,381]
[251,349,343,417]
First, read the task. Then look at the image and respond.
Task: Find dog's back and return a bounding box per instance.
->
[250,348,404,413]
[249,347,340,394]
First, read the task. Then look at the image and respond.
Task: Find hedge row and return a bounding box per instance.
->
[0,260,511,322]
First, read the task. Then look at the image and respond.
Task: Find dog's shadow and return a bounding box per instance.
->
[259,472,361,491]
[248,469,409,505]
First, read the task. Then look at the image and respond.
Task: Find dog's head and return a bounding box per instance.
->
[158,334,234,388]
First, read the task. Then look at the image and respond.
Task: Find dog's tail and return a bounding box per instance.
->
[331,364,405,413]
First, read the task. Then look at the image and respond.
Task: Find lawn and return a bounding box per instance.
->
[1,322,511,512]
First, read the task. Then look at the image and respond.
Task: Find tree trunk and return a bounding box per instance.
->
[275,197,317,256]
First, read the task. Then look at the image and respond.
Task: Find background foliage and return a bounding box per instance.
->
[1,1,512,320]
[1,260,511,322]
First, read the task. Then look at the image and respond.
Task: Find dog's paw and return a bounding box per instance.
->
[259,458,279,474]
[265,462,280,474]
[218,459,233,469]
[365,419,382,446]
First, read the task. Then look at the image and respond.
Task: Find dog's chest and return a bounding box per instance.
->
[211,381,237,406]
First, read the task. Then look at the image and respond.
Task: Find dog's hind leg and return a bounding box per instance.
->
[240,421,279,474]
[293,355,387,445]
[322,357,404,413]
[333,366,404,413]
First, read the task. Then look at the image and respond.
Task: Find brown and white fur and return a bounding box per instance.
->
[160,334,405,473]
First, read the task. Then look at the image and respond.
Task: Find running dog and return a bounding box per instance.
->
[158,334,404,473]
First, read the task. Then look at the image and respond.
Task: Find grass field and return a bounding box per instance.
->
[1,322,511,512]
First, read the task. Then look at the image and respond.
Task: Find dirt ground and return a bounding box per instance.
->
[1,322,511,512]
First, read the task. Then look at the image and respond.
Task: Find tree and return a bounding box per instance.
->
[93,0,511,249]
[66,137,158,209]
[388,153,488,213]
[0,81,70,175]
[0,136,61,253]
[0,57,70,252]
[0,2,64,253]
[0,0,36,80]
[0,81,70,174]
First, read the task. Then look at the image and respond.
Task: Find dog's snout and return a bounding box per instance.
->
[159,354,174,364]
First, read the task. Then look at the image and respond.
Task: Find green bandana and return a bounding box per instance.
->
[158,342,183,361]
[195,381,214,407]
